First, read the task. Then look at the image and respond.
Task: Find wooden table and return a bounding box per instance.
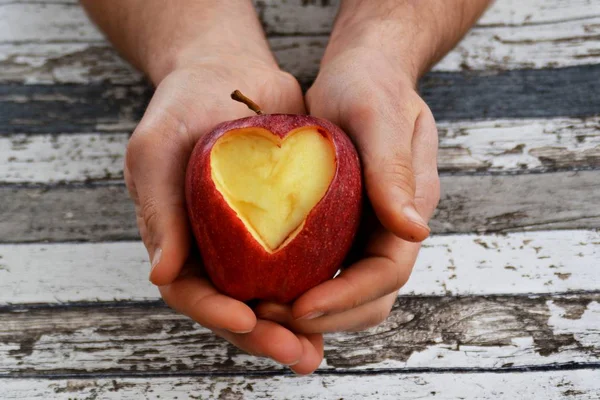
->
[1,0,599,398]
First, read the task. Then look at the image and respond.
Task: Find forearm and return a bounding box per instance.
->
[326,0,492,83]
[80,0,275,84]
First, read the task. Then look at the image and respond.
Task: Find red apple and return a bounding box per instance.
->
[185,94,362,303]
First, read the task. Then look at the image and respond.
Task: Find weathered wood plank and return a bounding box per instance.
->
[1,294,598,374]
[0,83,147,134]
[0,241,153,305]
[431,170,600,234]
[3,117,597,184]
[0,184,136,243]
[2,370,600,400]
[410,230,600,296]
[420,65,600,122]
[1,0,595,38]
[2,65,600,134]
[1,171,598,243]
[437,117,600,173]
[0,38,327,85]
[0,43,142,85]
[0,133,127,183]
[1,230,597,304]
[0,0,598,85]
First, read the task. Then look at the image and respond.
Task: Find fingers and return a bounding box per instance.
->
[289,334,324,375]
[291,231,420,320]
[215,320,305,366]
[159,273,257,333]
[256,292,397,333]
[160,270,323,371]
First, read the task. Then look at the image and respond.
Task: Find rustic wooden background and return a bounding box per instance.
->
[1,0,599,398]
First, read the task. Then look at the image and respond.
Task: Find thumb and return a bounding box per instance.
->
[125,109,193,286]
[345,104,431,242]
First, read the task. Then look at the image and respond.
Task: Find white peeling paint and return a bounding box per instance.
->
[0,230,597,304]
[2,370,599,399]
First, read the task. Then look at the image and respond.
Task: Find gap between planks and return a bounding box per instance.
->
[0,0,599,85]
[0,230,598,304]
[2,116,599,184]
[1,370,599,400]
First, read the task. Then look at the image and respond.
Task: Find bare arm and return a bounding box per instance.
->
[80,0,276,84]
[328,0,492,82]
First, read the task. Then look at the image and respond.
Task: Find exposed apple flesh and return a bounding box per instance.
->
[186,107,362,303]
[210,128,336,251]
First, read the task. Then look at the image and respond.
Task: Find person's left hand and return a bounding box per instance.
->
[255,47,440,333]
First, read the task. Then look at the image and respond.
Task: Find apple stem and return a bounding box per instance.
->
[231,90,263,115]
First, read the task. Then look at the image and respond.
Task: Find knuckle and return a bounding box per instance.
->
[430,174,441,209]
[338,276,365,310]
[416,171,441,218]
[392,266,410,292]
[344,96,379,131]
[356,305,391,331]
[125,110,192,175]
[140,195,160,235]
[278,70,301,91]
[124,131,150,175]
[367,158,415,199]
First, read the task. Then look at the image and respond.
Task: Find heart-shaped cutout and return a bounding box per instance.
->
[210,127,336,252]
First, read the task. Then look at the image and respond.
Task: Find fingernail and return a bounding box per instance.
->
[403,205,429,230]
[228,328,253,334]
[150,248,162,278]
[297,311,324,320]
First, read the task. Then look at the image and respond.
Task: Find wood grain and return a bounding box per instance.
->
[1,294,598,374]
[431,170,600,234]
[2,370,600,399]
[1,170,598,243]
[0,184,136,243]
[0,83,147,134]
[0,132,127,183]
[1,230,597,304]
[3,117,598,184]
[437,117,600,173]
[420,66,600,122]
[1,0,599,85]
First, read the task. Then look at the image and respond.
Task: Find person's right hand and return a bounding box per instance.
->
[124,52,324,374]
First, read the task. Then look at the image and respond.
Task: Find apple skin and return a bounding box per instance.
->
[185,114,362,303]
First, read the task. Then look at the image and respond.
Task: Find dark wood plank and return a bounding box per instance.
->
[1,294,598,376]
[420,65,600,121]
[2,66,600,134]
[1,170,598,243]
[0,83,148,134]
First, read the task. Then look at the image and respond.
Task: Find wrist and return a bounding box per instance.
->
[325,0,489,83]
[141,1,277,84]
[324,2,437,84]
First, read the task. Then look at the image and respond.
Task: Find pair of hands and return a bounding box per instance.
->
[124,44,440,374]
